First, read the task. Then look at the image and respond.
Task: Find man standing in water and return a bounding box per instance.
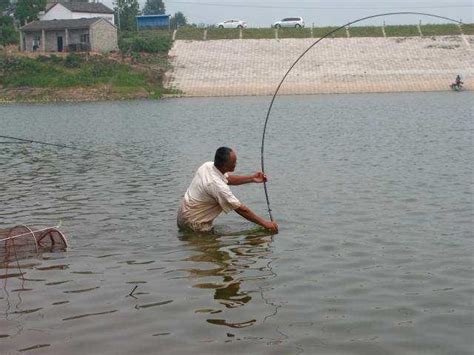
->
[178,147,278,233]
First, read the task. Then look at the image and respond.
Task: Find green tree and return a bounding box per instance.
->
[0,0,10,11]
[115,0,140,31]
[170,11,187,29]
[14,0,46,25]
[0,16,18,45]
[142,0,164,15]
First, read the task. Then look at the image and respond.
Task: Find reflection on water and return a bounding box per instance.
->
[180,230,276,328]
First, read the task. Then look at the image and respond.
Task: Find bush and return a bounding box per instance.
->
[118,33,173,53]
[64,54,83,68]
[385,25,419,37]
[349,26,384,37]
[36,55,64,65]
[0,16,19,45]
[278,28,312,39]
[0,55,64,87]
[420,24,460,36]
[312,26,346,38]
[88,61,115,77]
[207,28,240,40]
[242,28,275,39]
[175,27,205,40]
[462,23,474,35]
[0,56,42,73]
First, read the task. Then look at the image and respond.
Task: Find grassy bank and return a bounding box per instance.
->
[0,30,175,103]
[173,23,473,40]
[0,50,175,103]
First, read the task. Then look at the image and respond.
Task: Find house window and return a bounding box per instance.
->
[80,34,90,44]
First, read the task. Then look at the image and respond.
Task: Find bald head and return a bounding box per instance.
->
[214,147,237,173]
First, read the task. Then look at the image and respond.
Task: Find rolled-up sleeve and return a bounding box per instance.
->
[211,181,241,213]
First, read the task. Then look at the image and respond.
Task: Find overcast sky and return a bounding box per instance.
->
[101,0,473,27]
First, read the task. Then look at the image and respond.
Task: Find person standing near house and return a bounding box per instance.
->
[177,147,278,233]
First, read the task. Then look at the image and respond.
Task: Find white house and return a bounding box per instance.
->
[39,2,115,25]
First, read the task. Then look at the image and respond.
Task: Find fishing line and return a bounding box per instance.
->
[260,12,464,221]
[0,134,125,160]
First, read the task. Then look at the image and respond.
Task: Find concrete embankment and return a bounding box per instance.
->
[166,36,473,96]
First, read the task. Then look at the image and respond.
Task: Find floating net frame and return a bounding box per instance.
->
[0,225,68,254]
[1,225,68,286]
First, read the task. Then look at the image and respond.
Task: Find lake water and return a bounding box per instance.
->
[0,92,472,354]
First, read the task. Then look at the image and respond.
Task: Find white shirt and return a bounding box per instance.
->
[177,162,241,232]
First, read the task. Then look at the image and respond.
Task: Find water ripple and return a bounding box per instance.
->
[0,93,472,354]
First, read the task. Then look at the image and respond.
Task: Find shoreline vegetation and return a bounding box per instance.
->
[0,30,176,103]
[1,23,473,103]
[0,50,175,103]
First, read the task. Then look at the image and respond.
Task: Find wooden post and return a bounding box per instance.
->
[172,29,177,40]
[417,20,423,37]
[382,20,386,38]
[345,26,350,38]
[275,27,278,40]
[203,29,207,40]
[310,23,313,38]
[457,18,471,48]
[65,28,69,51]
[41,29,46,51]
[457,19,463,34]
[239,27,242,39]
[19,31,24,51]
[117,8,121,30]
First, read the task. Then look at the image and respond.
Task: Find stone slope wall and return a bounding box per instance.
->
[166,36,473,96]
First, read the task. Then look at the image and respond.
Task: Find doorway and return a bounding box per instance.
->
[57,36,63,52]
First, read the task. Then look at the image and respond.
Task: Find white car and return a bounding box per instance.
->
[273,17,305,28]
[216,19,247,29]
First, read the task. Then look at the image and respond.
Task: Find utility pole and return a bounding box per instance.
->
[113,0,121,30]
[117,6,121,30]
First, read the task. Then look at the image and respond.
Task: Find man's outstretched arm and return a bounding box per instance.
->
[227,172,266,186]
[235,204,278,233]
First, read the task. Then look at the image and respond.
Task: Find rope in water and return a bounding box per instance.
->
[260,11,463,221]
[0,134,124,159]
[0,135,130,161]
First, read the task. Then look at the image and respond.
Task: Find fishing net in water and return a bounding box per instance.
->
[0,225,68,258]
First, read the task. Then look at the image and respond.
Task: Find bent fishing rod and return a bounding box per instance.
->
[260,12,464,221]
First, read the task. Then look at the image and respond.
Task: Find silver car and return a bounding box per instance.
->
[216,19,247,29]
[273,17,305,28]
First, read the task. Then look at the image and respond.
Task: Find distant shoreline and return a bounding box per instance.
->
[0,85,152,104]
[1,86,472,105]
[1,34,472,103]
